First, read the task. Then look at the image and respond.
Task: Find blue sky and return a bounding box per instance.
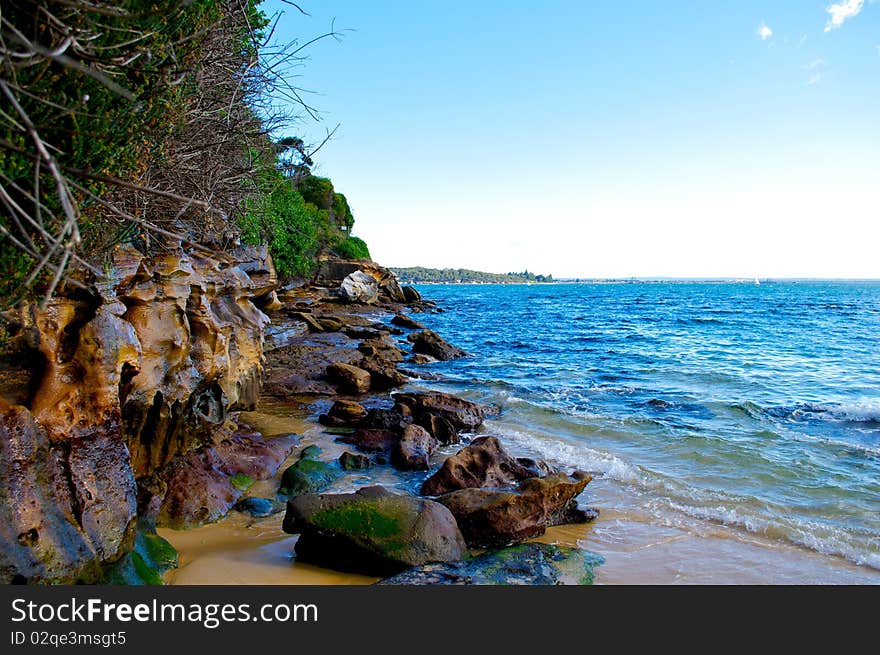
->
[262,1,879,278]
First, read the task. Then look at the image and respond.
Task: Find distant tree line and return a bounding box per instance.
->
[391,267,553,284]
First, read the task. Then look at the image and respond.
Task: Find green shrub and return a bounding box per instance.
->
[334,237,371,260]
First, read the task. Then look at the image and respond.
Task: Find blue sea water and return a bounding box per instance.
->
[408,281,880,571]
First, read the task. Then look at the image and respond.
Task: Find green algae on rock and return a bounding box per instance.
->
[283,486,466,575]
[279,446,343,496]
[104,524,179,586]
[377,542,604,585]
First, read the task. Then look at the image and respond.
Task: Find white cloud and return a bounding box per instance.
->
[758,22,773,40]
[798,34,808,48]
[825,0,865,32]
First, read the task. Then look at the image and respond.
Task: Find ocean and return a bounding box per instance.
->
[405,281,880,580]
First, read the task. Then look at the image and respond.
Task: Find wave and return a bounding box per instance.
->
[483,420,880,571]
[803,400,880,424]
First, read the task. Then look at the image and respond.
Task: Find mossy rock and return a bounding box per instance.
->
[283,486,466,575]
[229,473,255,492]
[377,542,604,585]
[104,523,179,586]
[279,453,342,497]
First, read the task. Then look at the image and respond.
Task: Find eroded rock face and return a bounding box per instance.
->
[420,436,537,496]
[0,400,137,583]
[283,486,467,575]
[0,244,276,582]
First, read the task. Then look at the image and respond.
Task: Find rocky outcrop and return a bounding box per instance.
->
[283,486,466,575]
[378,543,604,585]
[407,329,467,360]
[394,391,489,444]
[420,436,537,496]
[0,243,278,582]
[435,472,596,548]
[0,399,136,583]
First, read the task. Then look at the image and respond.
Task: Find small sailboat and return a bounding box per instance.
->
[754,277,761,285]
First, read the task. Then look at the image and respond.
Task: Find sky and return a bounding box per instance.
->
[262,1,879,279]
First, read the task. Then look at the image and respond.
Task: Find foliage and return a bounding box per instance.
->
[333,236,371,260]
[392,267,554,284]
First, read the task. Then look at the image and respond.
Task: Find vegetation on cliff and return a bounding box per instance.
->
[392,267,554,284]
[0,0,368,306]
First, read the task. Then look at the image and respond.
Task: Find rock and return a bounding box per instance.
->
[360,359,409,390]
[391,314,426,330]
[339,271,379,304]
[290,312,325,332]
[394,392,488,443]
[283,486,467,575]
[358,337,405,363]
[325,362,372,394]
[0,401,137,584]
[516,457,559,478]
[379,276,407,303]
[234,497,278,518]
[378,543,604,585]
[154,449,241,529]
[392,425,438,471]
[402,286,422,303]
[103,521,179,585]
[258,290,283,312]
[339,451,372,470]
[407,329,467,361]
[343,326,387,340]
[147,427,294,526]
[337,428,400,453]
[317,317,344,332]
[420,436,537,496]
[434,472,596,548]
[318,400,368,428]
[408,354,437,365]
[229,473,255,491]
[361,405,412,432]
[279,448,343,497]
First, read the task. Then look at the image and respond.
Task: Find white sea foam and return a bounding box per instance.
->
[484,421,642,483]
[811,399,880,423]
[485,419,880,570]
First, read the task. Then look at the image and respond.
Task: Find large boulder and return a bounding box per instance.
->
[325,362,372,394]
[283,486,467,575]
[378,543,604,585]
[153,430,296,528]
[339,271,379,304]
[420,436,537,496]
[394,392,489,443]
[407,330,467,360]
[434,472,597,548]
[392,425,438,471]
